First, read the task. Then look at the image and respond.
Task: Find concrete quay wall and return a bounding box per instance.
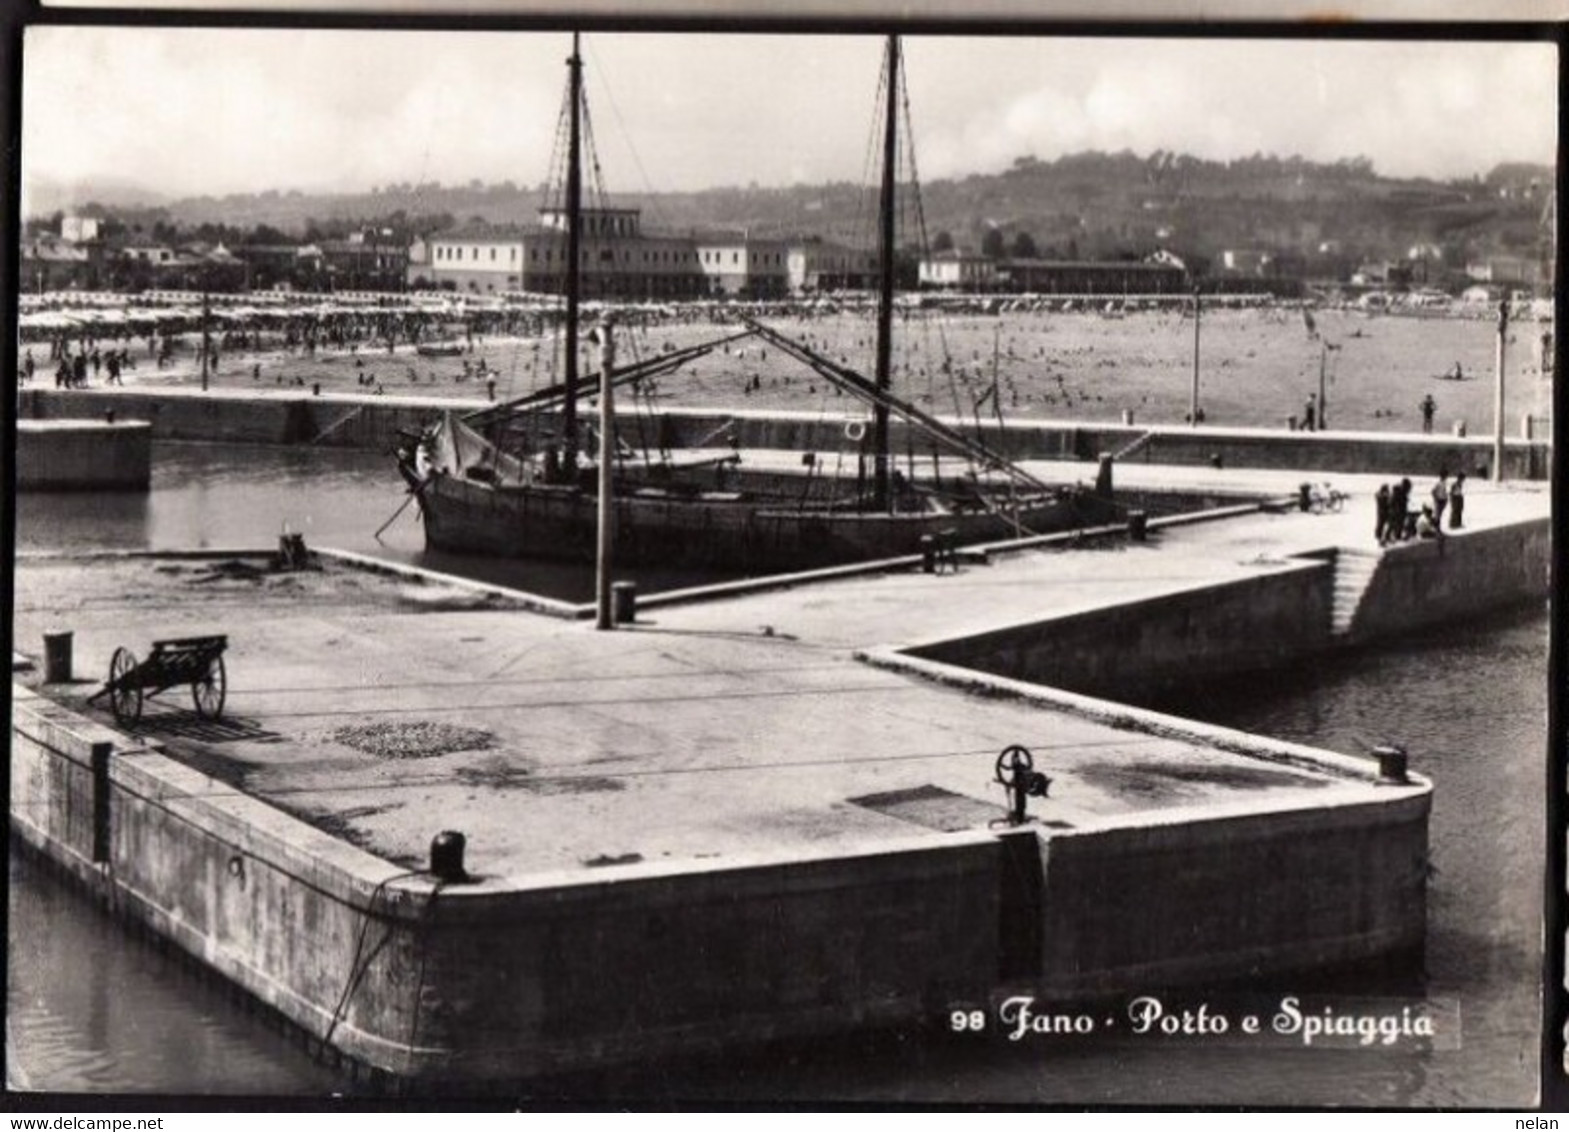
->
[16,420,152,491]
[10,686,424,1077]
[910,563,1333,701]
[1345,516,1552,644]
[19,388,1551,479]
[909,516,1548,702]
[1031,796,1429,998]
[10,684,999,1082]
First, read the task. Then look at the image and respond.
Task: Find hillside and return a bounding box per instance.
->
[41,153,1551,270]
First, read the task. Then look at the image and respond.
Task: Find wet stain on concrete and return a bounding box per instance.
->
[453,763,624,795]
[848,784,1003,831]
[1075,759,1329,804]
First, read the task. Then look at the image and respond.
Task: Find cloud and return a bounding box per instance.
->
[19,28,1558,210]
[911,38,1556,182]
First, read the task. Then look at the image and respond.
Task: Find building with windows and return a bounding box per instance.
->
[999,258,1189,296]
[423,209,807,299]
[786,238,878,293]
[694,232,790,297]
[426,226,531,292]
[918,250,997,290]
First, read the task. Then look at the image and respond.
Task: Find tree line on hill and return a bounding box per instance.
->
[30,149,1551,287]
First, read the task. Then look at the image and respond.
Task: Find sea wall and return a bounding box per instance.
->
[16,420,153,491]
[9,683,998,1083]
[906,516,1548,702]
[908,562,1334,700]
[1028,793,1430,998]
[18,389,1550,479]
[12,673,1433,1080]
[9,685,423,1077]
[1344,516,1552,644]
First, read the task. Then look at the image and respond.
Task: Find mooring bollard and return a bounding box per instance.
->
[939,528,959,573]
[1127,510,1147,542]
[920,534,937,574]
[1453,420,1467,438]
[43,631,73,683]
[312,382,321,396]
[612,581,638,625]
[1373,745,1410,786]
[1096,453,1113,496]
[429,831,468,883]
[105,409,116,425]
[1121,408,1135,426]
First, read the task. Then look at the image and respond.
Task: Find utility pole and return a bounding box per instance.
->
[1189,283,1201,426]
[1493,298,1508,483]
[200,288,211,392]
[1318,341,1328,431]
[595,318,616,630]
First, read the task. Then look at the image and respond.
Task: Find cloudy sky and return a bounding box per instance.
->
[19,25,1558,212]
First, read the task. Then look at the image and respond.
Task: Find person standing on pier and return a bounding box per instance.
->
[1431,472,1449,527]
[1448,472,1466,530]
[1303,393,1317,432]
[1389,478,1412,541]
[1419,393,1437,433]
[1375,483,1392,544]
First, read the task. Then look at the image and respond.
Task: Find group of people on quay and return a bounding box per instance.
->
[1374,471,1465,545]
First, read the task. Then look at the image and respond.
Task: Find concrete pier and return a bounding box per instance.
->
[18,387,1553,480]
[16,418,152,491]
[12,459,1548,1084]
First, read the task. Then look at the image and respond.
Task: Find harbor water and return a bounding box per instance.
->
[8,442,1549,1105]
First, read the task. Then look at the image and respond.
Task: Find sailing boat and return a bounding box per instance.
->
[395,35,1115,573]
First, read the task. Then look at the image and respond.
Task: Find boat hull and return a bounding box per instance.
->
[415,470,1112,572]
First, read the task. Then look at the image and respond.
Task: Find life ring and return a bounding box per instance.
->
[844,420,867,442]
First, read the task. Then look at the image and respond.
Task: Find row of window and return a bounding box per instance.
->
[434,245,520,263]
[429,243,800,273]
[697,250,786,267]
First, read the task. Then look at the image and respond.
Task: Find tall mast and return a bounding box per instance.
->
[562,32,584,477]
[872,34,899,512]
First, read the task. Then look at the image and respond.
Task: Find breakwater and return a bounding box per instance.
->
[11,523,1459,1086]
[16,419,153,491]
[902,515,1549,700]
[18,388,1552,480]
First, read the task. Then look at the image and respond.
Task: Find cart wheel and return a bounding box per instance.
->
[192,654,227,720]
[109,647,142,726]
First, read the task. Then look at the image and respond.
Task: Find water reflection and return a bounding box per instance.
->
[16,442,733,601]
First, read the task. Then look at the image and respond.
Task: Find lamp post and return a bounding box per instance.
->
[595,316,616,631]
[1493,298,1508,483]
[1189,282,1201,426]
[200,287,211,392]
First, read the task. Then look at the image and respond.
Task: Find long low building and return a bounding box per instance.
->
[920,250,1191,296]
[412,208,870,299]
